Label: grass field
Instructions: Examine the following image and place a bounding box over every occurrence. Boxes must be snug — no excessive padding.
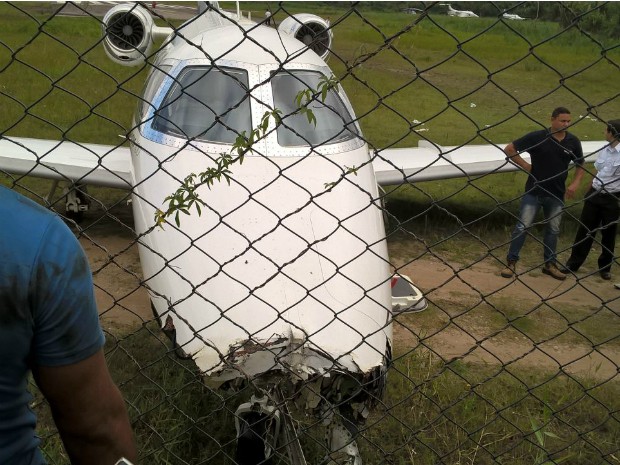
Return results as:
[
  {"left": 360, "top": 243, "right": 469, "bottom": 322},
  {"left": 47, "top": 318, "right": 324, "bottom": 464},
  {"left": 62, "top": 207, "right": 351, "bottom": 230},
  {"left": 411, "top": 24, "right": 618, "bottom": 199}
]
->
[
  {"left": 1, "top": 2, "right": 618, "bottom": 464},
  {"left": 1, "top": 3, "right": 617, "bottom": 146}
]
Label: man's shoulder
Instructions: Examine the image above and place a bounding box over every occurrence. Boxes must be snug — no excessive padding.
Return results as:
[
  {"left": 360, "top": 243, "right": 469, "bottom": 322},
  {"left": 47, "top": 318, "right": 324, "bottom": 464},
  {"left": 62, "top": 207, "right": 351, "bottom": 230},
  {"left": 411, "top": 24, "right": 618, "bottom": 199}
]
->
[
  {"left": 564, "top": 132, "right": 584, "bottom": 160},
  {"left": 0, "top": 186, "right": 66, "bottom": 254},
  {"left": 0, "top": 185, "right": 56, "bottom": 220},
  {"left": 530, "top": 128, "right": 549, "bottom": 137},
  {"left": 517, "top": 128, "right": 548, "bottom": 142},
  {"left": 513, "top": 129, "right": 548, "bottom": 150}
]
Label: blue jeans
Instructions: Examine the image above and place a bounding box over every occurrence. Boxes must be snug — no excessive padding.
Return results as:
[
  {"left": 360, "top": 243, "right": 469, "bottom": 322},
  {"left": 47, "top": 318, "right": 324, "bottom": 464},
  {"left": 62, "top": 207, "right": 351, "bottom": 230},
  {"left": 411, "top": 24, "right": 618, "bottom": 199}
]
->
[{"left": 507, "top": 193, "right": 564, "bottom": 264}]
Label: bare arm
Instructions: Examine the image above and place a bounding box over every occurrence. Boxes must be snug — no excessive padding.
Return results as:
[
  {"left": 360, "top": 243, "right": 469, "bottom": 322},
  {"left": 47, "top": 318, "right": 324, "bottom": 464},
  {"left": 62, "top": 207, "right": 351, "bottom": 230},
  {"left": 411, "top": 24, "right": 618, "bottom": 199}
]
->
[
  {"left": 504, "top": 142, "right": 531, "bottom": 172},
  {"left": 566, "top": 165, "right": 586, "bottom": 199},
  {"left": 32, "top": 349, "right": 137, "bottom": 465}
]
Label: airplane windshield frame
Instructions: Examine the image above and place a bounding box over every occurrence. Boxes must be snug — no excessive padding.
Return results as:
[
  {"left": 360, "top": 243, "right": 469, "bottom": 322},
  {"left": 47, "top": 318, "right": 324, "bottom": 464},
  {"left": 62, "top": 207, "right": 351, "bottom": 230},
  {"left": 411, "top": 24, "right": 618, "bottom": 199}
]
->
[
  {"left": 139, "top": 64, "right": 172, "bottom": 121},
  {"left": 270, "top": 70, "right": 360, "bottom": 147},
  {"left": 149, "top": 64, "right": 252, "bottom": 145}
]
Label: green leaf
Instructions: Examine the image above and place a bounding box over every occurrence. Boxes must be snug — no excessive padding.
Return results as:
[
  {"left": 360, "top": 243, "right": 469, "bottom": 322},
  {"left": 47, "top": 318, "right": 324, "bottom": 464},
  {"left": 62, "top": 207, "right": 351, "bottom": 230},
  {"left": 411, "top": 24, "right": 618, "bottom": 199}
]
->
[
  {"left": 321, "top": 86, "right": 328, "bottom": 102},
  {"left": 307, "top": 111, "right": 317, "bottom": 126},
  {"left": 529, "top": 417, "right": 544, "bottom": 447}
]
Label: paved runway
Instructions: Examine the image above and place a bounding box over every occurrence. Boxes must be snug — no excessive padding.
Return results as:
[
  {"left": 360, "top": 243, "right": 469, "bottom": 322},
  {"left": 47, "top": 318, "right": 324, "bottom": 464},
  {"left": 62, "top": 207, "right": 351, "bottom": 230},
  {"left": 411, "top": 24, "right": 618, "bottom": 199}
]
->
[{"left": 47, "top": 2, "right": 197, "bottom": 21}]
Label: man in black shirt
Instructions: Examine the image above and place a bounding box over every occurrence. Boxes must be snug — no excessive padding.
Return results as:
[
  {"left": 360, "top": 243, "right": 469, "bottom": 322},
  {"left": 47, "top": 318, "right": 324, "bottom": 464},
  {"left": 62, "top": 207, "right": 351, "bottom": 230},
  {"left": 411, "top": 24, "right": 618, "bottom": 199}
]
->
[{"left": 501, "top": 107, "right": 585, "bottom": 280}]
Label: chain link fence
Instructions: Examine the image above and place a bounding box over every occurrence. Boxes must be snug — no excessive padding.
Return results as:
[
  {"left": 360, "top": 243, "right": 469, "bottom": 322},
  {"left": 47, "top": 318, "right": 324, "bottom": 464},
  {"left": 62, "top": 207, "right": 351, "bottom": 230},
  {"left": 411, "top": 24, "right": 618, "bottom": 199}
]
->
[{"left": 1, "top": 2, "right": 619, "bottom": 464}]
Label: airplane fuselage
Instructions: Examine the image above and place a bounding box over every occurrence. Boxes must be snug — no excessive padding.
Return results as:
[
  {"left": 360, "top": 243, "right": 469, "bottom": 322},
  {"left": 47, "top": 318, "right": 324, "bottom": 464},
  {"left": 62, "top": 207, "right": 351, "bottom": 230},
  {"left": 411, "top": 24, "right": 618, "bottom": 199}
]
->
[{"left": 127, "top": 14, "right": 393, "bottom": 388}]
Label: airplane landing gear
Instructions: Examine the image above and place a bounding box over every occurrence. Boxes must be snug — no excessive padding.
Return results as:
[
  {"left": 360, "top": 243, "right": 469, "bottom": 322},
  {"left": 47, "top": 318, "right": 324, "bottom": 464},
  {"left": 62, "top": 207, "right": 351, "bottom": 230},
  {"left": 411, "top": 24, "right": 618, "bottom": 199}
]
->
[
  {"left": 44, "top": 180, "right": 90, "bottom": 222},
  {"left": 233, "top": 389, "right": 367, "bottom": 465},
  {"left": 63, "top": 183, "right": 90, "bottom": 221}
]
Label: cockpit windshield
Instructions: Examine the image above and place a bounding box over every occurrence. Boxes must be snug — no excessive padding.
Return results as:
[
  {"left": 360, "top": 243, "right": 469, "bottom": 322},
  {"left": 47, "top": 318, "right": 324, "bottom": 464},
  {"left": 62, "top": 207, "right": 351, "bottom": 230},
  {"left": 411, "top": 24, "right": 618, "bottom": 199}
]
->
[
  {"left": 271, "top": 71, "right": 359, "bottom": 147},
  {"left": 152, "top": 66, "right": 251, "bottom": 144}
]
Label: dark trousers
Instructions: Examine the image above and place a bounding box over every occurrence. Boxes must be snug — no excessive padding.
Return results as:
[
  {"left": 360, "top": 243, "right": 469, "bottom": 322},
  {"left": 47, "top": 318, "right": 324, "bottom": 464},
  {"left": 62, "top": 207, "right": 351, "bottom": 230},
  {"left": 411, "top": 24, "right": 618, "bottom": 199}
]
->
[{"left": 567, "top": 189, "right": 620, "bottom": 272}]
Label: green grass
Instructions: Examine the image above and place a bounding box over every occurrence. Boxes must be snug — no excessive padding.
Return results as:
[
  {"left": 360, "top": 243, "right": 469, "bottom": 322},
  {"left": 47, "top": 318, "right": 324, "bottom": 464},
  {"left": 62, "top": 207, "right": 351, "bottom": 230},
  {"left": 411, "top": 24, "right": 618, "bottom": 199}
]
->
[
  {"left": 34, "top": 325, "right": 244, "bottom": 464},
  {"left": 35, "top": 324, "right": 620, "bottom": 465},
  {"left": 366, "top": 351, "right": 619, "bottom": 465},
  {"left": 1, "top": 3, "right": 617, "bottom": 146},
  {"left": 325, "top": 11, "right": 616, "bottom": 148}
]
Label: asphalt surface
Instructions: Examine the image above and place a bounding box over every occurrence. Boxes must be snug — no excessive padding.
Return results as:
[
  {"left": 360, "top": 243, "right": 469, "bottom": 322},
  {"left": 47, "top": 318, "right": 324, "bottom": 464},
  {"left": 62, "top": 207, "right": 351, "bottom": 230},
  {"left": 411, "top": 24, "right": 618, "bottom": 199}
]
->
[{"left": 39, "top": 2, "right": 197, "bottom": 21}]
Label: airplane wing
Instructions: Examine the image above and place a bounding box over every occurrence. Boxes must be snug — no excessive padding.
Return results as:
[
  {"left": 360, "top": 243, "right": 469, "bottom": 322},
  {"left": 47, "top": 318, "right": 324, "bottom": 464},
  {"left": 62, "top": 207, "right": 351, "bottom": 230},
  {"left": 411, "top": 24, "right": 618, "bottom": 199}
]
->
[
  {"left": 0, "top": 136, "right": 606, "bottom": 189},
  {"left": 372, "top": 140, "right": 605, "bottom": 186},
  {"left": 0, "top": 136, "right": 132, "bottom": 189}
]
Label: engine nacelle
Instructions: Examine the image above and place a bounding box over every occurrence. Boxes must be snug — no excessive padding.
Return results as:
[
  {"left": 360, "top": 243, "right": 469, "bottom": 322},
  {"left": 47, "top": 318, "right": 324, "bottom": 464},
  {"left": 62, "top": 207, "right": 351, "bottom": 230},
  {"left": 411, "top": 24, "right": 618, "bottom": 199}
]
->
[
  {"left": 102, "top": 4, "right": 171, "bottom": 66},
  {"left": 278, "top": 14, "right": 333, "bottom": 61}
]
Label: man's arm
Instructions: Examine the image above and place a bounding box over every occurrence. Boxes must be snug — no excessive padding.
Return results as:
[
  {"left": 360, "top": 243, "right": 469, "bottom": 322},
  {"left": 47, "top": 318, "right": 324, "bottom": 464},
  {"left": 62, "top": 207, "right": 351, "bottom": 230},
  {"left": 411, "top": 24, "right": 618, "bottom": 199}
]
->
[
  {"left": 32, "top": 349, "right": 137, "bottom": 465},
  {"left": 504, "top": 142, "right": 531, "bottom": 172},
  {"left": 565, "top": 164, "right": 586, "bottom": 199}
]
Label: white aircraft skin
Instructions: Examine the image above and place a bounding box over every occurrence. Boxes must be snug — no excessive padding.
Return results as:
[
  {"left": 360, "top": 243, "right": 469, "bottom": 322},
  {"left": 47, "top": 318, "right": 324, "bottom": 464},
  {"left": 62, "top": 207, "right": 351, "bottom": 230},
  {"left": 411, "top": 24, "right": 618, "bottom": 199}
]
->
[{"left": 0, "top": 2, "right": 607, "bottom": 462}]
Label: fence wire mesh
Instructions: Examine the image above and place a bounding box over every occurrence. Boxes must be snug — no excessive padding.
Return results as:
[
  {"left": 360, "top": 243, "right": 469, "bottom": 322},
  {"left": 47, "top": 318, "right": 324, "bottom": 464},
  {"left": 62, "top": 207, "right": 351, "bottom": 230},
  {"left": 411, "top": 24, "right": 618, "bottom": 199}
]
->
[{"left": 1, "top": 1, "right": 619, "bottom": 464}]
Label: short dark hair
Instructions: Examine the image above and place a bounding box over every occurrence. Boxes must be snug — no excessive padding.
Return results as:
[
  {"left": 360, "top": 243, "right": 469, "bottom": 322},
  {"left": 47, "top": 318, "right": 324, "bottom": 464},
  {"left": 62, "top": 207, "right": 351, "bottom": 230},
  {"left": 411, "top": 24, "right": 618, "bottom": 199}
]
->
[
  {"left": 607, "top": 119, "right": 620, "bottom": 140},
  {"left": 552, "top": 107, "right": 571, "bottom": 118}
]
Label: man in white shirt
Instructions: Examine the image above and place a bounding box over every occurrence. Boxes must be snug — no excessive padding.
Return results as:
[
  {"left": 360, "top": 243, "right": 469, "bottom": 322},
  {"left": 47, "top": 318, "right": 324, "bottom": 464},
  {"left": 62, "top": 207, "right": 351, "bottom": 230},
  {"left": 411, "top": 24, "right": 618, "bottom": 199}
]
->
[{"left": 563, "top": 120, "right": 620, "bottom": 279}]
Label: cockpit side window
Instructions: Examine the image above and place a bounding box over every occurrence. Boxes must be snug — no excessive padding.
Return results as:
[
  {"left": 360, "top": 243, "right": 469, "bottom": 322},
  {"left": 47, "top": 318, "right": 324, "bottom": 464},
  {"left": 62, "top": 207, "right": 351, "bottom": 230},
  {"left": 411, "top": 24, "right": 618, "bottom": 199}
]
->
[
  {"left": 152, "top": 66, "right": 251, "bottom": 144},
  {"left": 140, "top": 64, "right": 172, "bottom": 120},
  {"left": 271, "top": 71, "right": 359, "bottom": 147}
]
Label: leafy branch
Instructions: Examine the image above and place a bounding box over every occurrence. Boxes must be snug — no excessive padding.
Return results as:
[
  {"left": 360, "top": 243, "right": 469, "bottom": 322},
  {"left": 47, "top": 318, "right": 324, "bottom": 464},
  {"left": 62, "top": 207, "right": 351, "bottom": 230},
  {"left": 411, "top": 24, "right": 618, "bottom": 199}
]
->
[
  {"left": 295, "top": 75, "right": 339, "bottom": 126},
  {"left": 324, "top": 165, "right": 359, "bottom": 189}
]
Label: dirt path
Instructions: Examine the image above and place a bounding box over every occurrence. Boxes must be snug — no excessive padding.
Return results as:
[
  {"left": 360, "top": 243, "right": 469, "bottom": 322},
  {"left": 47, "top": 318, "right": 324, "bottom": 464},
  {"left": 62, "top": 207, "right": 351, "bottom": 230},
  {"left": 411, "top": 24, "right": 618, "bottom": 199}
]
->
[
  {"left": 78, "top": 212, "right": 152, "bottom": 330},
  {"left": 394, "top": 255, "right": 620, "bottom": 380}
]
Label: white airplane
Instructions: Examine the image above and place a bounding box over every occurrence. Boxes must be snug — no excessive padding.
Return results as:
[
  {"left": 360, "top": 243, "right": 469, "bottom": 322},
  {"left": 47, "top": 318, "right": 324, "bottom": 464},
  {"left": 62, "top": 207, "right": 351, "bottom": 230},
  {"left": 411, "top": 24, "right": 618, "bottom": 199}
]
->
[
  {"left": 0, "top": 2, "right": 606, "bottom": 463},
  {"left": 440, "top": 3, "right": 479, "bottom": 18},
  {"left": 502, "top": 12, "right": 527, "bottom": 20}
]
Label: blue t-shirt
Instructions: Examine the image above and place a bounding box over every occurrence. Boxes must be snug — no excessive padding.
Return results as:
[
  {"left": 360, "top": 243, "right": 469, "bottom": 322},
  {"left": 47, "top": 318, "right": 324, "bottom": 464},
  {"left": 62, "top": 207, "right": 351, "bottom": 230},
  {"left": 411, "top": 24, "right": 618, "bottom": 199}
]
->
[{"left": 0, "top": 186, "right": 104, "bottom": 465}]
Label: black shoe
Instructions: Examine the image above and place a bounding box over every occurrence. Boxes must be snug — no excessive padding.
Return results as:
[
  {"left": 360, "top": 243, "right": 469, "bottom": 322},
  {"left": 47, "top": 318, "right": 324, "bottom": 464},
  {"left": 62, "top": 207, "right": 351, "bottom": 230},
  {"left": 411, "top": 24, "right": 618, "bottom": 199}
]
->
[
  {"left": 600, "top": 271, "right": 612, "bottom": 280},
  {"left": 557, "top": 263, "right": 578, "bottom": 274}
]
